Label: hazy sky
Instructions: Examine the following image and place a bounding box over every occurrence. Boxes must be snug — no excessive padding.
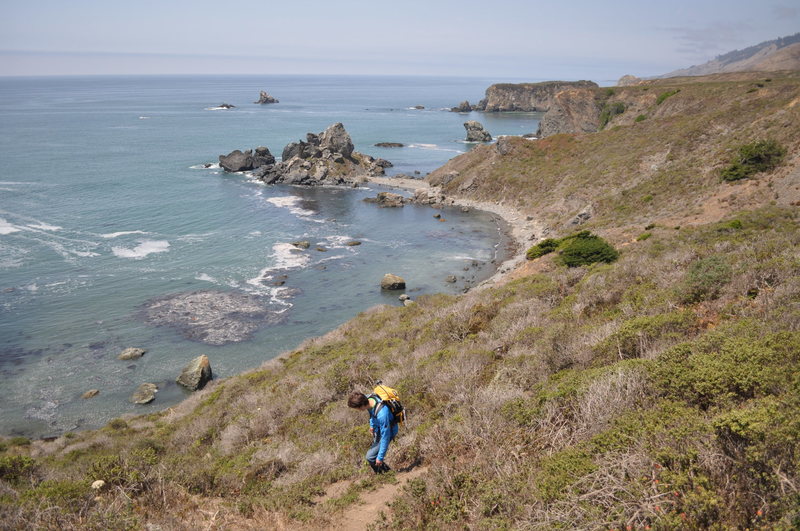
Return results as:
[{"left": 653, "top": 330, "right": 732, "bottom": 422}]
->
[{"left": 1, "top": 0, "right": 798, "bottom": 80}]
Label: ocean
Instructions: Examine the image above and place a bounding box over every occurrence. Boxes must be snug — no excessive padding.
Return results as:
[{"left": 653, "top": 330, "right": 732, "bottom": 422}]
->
[{"left": 0, "top": 75, "right": 541, "bottom": 437}]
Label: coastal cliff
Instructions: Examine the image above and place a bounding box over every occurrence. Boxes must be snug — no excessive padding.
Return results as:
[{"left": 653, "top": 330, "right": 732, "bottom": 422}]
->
[
  {"left": 474, "top": 80, "right": 598, "bottom": 112},
  {"left": 4, "top": 72, "right": 800, "bottom": 531}
]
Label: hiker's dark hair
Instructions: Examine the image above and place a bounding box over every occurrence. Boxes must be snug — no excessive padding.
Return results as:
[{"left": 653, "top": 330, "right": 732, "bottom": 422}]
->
[{"left": 348, "top": 392, "right": 369, "bottom": 409}]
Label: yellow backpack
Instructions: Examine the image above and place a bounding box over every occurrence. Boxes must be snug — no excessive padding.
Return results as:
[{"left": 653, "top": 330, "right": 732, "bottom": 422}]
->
[{"left": 370, "top": 381, "right": 406, "bottom": 426}]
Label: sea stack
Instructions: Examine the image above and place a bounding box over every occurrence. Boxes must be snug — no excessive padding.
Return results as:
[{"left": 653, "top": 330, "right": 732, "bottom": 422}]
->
[
  {"left": 464, "top": 121, "right": 492, "bottom": 142},
  {"left": 254, "top": 91, "right": 279, "bottom": 104}
]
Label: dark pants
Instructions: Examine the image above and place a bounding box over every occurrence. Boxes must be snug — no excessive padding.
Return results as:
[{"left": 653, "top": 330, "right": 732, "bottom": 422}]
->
[{"left": 365, "top": 436, "right": 391, "bottom": 473}]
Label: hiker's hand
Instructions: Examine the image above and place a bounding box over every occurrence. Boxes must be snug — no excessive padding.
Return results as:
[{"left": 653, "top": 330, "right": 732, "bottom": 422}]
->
[
  {"left": 376, "top": 460, "right": 383, "bottom": 466},
  {"left": 369, "top": 427, "right": 374, "bottom": 435}
]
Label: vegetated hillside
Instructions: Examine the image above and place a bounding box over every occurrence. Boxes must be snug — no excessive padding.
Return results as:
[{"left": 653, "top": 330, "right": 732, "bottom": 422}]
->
[
  {"left": 431, "top": 72, "right": 800, "bottom": 235},
  {"left": 2, "top": 74, "right": 799, "bottom": 530},
  {"left": 663, "top": 32, "right": 800, "bottom": 77}
]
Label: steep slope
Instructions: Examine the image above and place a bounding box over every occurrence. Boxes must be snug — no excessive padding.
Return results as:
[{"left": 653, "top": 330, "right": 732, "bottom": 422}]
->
[
  {"left": 2, "top": 73, "right": 799, "bottom": 530},
  {"left": 662, "top": 32, "right": 800, "bottom": 77}
]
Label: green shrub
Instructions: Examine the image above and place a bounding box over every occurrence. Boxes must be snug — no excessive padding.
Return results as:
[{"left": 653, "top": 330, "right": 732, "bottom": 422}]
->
[
  {"left": 597, "top": 311, "right": 697, "bottom": 360},
  {"left": 108, "top": 418, "right": 128, "bottom": 430},
  {"left": 642, "top": 194, "right": 653, "bottom": 202},
  {"left": 526, "top": 238, "right": 559, "bottom": 260},
  {"left": 8, "top": 436, "right": 30, "bottom": 447},
  {"left": 645, "top": 223, "right": 656, "bottom": 230},
  {"left": 680, "top": 255, "right": 732, "bottom": 303},
  {"left": 0, "top": 455, "right": 36, "bottom": 483},
  {"left": 635, "top": 114, "right": 647, "bottom": 122},
  {"left": 558, "top": 232, "right": 619, "bottom": 267},
  {"left": 636, "top": 232, "right": 652, "bottom": 241},
  {"left": 656, "top": 89, "right": 680, "bottom": 105},
  {"left": 22, "top": 479, "right": 92, "bottom": 506},
  {"left": 721, "top": 139, "right": 786, "bottom": 181},
  {"left": 599, "top": 101, "right": 626, "bottom": 129}
]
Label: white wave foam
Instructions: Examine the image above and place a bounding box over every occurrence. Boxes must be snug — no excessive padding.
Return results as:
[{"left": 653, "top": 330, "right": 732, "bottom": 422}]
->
[
  {"left": 323, "top": 235, "right": 357, "bottom": 249},
  {"left": 0, "top": 218, "right": 21, "bottom": 235},
  {"left": 100, "top": 230, "right": 149, "bottom": 239},
  {"left": 190, "top": 163, "right": 221, "bottom": 170},
  {"left": 205, "top": 106, "right": 232, "bottom": 111},
  {"left": 266, "top": 196, "right": 316, "bottom": 217},
  {"left": 0, "top": 181, "right": 36, "bottom": 185},
  {"left": 112, "top": 240, "right": 170, "bottom": 259},
  {"left": 195, "top": 273, "right": 217, "bottom": 283},
  {"left": 407, "top": 143, "right": 462, "bottom": 153},
  {"left": 246, "top": 242, "right": 312, "bottom": 292},
  {"left": 139, "top": 116, "right": 150, "bottom": 120},
  {"left": 27, "top": 222, "right": 62, "bottom": 231}
]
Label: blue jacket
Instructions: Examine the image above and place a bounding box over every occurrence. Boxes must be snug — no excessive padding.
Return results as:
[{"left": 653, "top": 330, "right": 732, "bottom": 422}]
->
[{"left": 369, "top": 398, "right": 398, "bottom": 462}]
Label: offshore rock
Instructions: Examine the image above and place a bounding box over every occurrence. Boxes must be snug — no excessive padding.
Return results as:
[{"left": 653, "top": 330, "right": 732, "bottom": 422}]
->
[
  {"left": 117, "top": 347, "right": 146, "bottom": 360},
  {"left": 223, "top": 123, "right": 386, "bottom": 187},
  {"left": 451, "top": 100, "right": 473, "bottom": 112},
  {"left": 375, "top": 142, "right": 404, "bottom": 148},
  {"left": 617, "top": 75, "right": 643, "bottom": 87},
  {"left": 141, "top": 291, "right": 287, "bottom": 345},
  {"left": 381, "top": 273, "right": 406, "bottom": 290},
  {"left": 464, "top": 121, "right": 492, "bottom": 142},
  {"left": 364, "top": 191, "right": 406, "bottom": 207},
  {"left": 176, "top": 355, "right": 213, "bottom": 391},
  {"left": 254, "top": 90, "right": 279, "bottom": 104},
  {"left": 131, "top": 383, "right": 158, "bottom": 404}
]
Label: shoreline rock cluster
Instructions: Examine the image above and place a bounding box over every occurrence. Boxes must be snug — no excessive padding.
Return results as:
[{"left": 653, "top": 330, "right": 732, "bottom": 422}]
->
[
  {"left": 464, "top": 121, "right": 492, "bottom": 142},
  {"left": 219, "top": 123, "right": 392, "bottom": 186}
]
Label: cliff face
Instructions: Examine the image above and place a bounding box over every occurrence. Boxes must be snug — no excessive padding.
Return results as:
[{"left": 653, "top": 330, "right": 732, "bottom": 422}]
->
[
  {"left": 475, "top": 80, "right": 598, "bottom": 112},
  {"left": 536, "top": 88, "right": 600, "bottom": 137}
]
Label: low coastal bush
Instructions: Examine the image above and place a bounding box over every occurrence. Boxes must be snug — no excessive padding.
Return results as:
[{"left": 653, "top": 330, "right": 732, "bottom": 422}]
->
[
  {"left": 635, "top": 114, "right": 647, "bottom": 122},
  {"left": 656, "top": 89, "right": 680, "bottom": 105},
  {"left": 599, "top": 101, "right": 626, "bottom": 129},
  {"left": 526, "top": 238, "right": 559, "bottom": 259},
  {"left": 680, "top": 255, "right": 732, "bottom": 303},
  {"left": 558, "top": 231, "right": 619, "bottom": 267},
  {"left": 721, "top": 139, "right": 786, "bottom": 181},
  {"left": 0, "top": 455, "right": 36, "bottom": 483}
]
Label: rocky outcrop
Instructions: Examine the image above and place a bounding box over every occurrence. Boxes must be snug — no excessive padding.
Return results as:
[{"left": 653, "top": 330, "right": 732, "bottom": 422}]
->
[
  {"left": 381, "top": 274, "right": 406, "bottom": 290},
  {"left": 218, "top": 103, "right": 235, "bottom": 109},
  {"left": 142, "top": 291, "right": 287, "bottom": 345},
  {"left": 176, "top": 355, "right": 213, "bottom": 391},
  {"left": 464, "top": 121, "right": 492, "bottom": 142},
  {"left": 254, "top": 91, "right": 279, "bottom": 104},
  {"left": 451, "top": 101, "right": 473, "bottom": 112},
  {"left": 536, "top": 88, "right": 600, "bottom": 137},
  {"left": 131, "top": 383, "right": 158, "bottom": 404},
  {"left": 375, "top": 142, "right": 404, "bottom": 148},
  {"left": 364, "top": 192, "right": 406, "bottom": 207},
  {"left": 617, "top": 75, "right": 643, "bottom": 86},
  {"left": 219, "top": 147, "right": 276, "bottom": 172},
  {"left": 222, "top": 123, "right": 388, "bottom": 187},
  {"left": 474, "top": 81, "right": 598, "bottom": 112},
  {"left": 117, "top": 347, "right": 146, "bottom": 361}
]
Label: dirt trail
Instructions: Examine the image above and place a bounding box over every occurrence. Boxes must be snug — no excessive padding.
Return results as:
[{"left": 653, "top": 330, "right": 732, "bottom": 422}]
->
[{"left": 324, "top": 466, "right": 428, "bottom": 530}]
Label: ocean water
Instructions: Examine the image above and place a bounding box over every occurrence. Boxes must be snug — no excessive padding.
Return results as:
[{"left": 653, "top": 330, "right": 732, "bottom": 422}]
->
[{"left": 0, "top": 75, "right": 541, "bottom": 437}]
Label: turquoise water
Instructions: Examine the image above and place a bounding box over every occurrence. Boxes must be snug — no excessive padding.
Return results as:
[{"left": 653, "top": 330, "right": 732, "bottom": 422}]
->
[{"left": 0, "top": 75, "right": 541, "bottom": 437}]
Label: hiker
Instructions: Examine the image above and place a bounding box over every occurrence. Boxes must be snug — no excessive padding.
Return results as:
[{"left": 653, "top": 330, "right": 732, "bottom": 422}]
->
[{"left": 348, "top": 391, "right": 399, "bottom": 474}]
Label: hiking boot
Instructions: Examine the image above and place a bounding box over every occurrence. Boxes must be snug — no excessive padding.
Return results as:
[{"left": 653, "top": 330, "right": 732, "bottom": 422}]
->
[{"left": 378, "top": 463, "right": 391, "bottom": 473}]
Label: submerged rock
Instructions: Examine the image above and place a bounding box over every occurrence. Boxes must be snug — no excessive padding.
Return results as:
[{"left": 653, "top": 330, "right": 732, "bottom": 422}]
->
[
  {"left": 375, "top": 142, "right": 404, "bottom": 148},
  {"left": 254, "top": 90, "right": 279, "bottom": 104},
  {"left": 176, "top": 355, "right": 212, "bottom": 391},
  {"left": 291, "top": 240, "right": 311, "bottom": 249},
  {"left": 464, "top": 121, "right": 492, "bottom": 142},
  {"left": 381, "top": 273, "right": 406, "bottom": 290},
  {"left": 141, "top": 291, "right": 287, "bottom": 345},
  {"left": 131, "top": 383, "right": 158, "bottom": 404},
  {"left": 117, "top": 347, "right": 146, "bottom": 361},
  {"left": 82, "top": 389, "right": 100, "bottom": 399}
]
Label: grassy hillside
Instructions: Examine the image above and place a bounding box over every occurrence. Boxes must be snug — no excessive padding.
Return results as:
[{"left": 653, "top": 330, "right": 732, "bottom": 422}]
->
[{"left": 2, "top": 73, "right": 799, "bottom": 530}]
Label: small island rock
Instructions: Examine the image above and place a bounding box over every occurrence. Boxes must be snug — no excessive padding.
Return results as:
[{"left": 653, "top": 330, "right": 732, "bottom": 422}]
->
[
  {"left": 131, "top": 383, "right": 158, "bottom": 404},
  {"left": 451, "top": 101, "right": 473, "bottom": 112},
  {"left": 118, "top": 347, "right": 146, "bottom": 361},
  {"left": 176, "top": 355, "right": 213, "bottom": 391},
  {"left": 464, "top": 121, "right": 492, "bottom": 142},
  {"left": 291, "top": 240, "right": 311, "bottom": 249},
  {"left": 254, "top": 91, "right": 279, "bottom": 104},
  {"left": 381, "top": 273, "right": 406, "bottom": 290},
  {"left": 374, "top": 142, "right": 404, "bottom": 148}
]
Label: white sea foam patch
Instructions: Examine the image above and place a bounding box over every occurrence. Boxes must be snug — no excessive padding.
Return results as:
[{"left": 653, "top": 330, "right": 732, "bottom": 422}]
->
[
  {"left": 100, "top": 230, "right": 149, "bottom": 239},
  {"left": 26, "top": 222, "right": 62, "bottom": 231},
  {"left": 266, "top": 196, "right": 316, "bottom": 217},
  {"left": 190, "top": 162, "right": 221, "bottom": 170},
  {"left": 195, "top": 273, "right": 217, "bottom": 283},
  {"left": 0, "top": 218, "right": 22, "bottom": 235},
  {"left": 407, "top": 143, "right": 462, "bottom": 153},
  {"left": 246, "top": 242, "right": 312, "bottom": 292},
  {"left": 205, "top": 106, "right": 232, "bottom": 111},
  {"left": 112, "top": 240, "right": 170, "bottom": 259}
]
